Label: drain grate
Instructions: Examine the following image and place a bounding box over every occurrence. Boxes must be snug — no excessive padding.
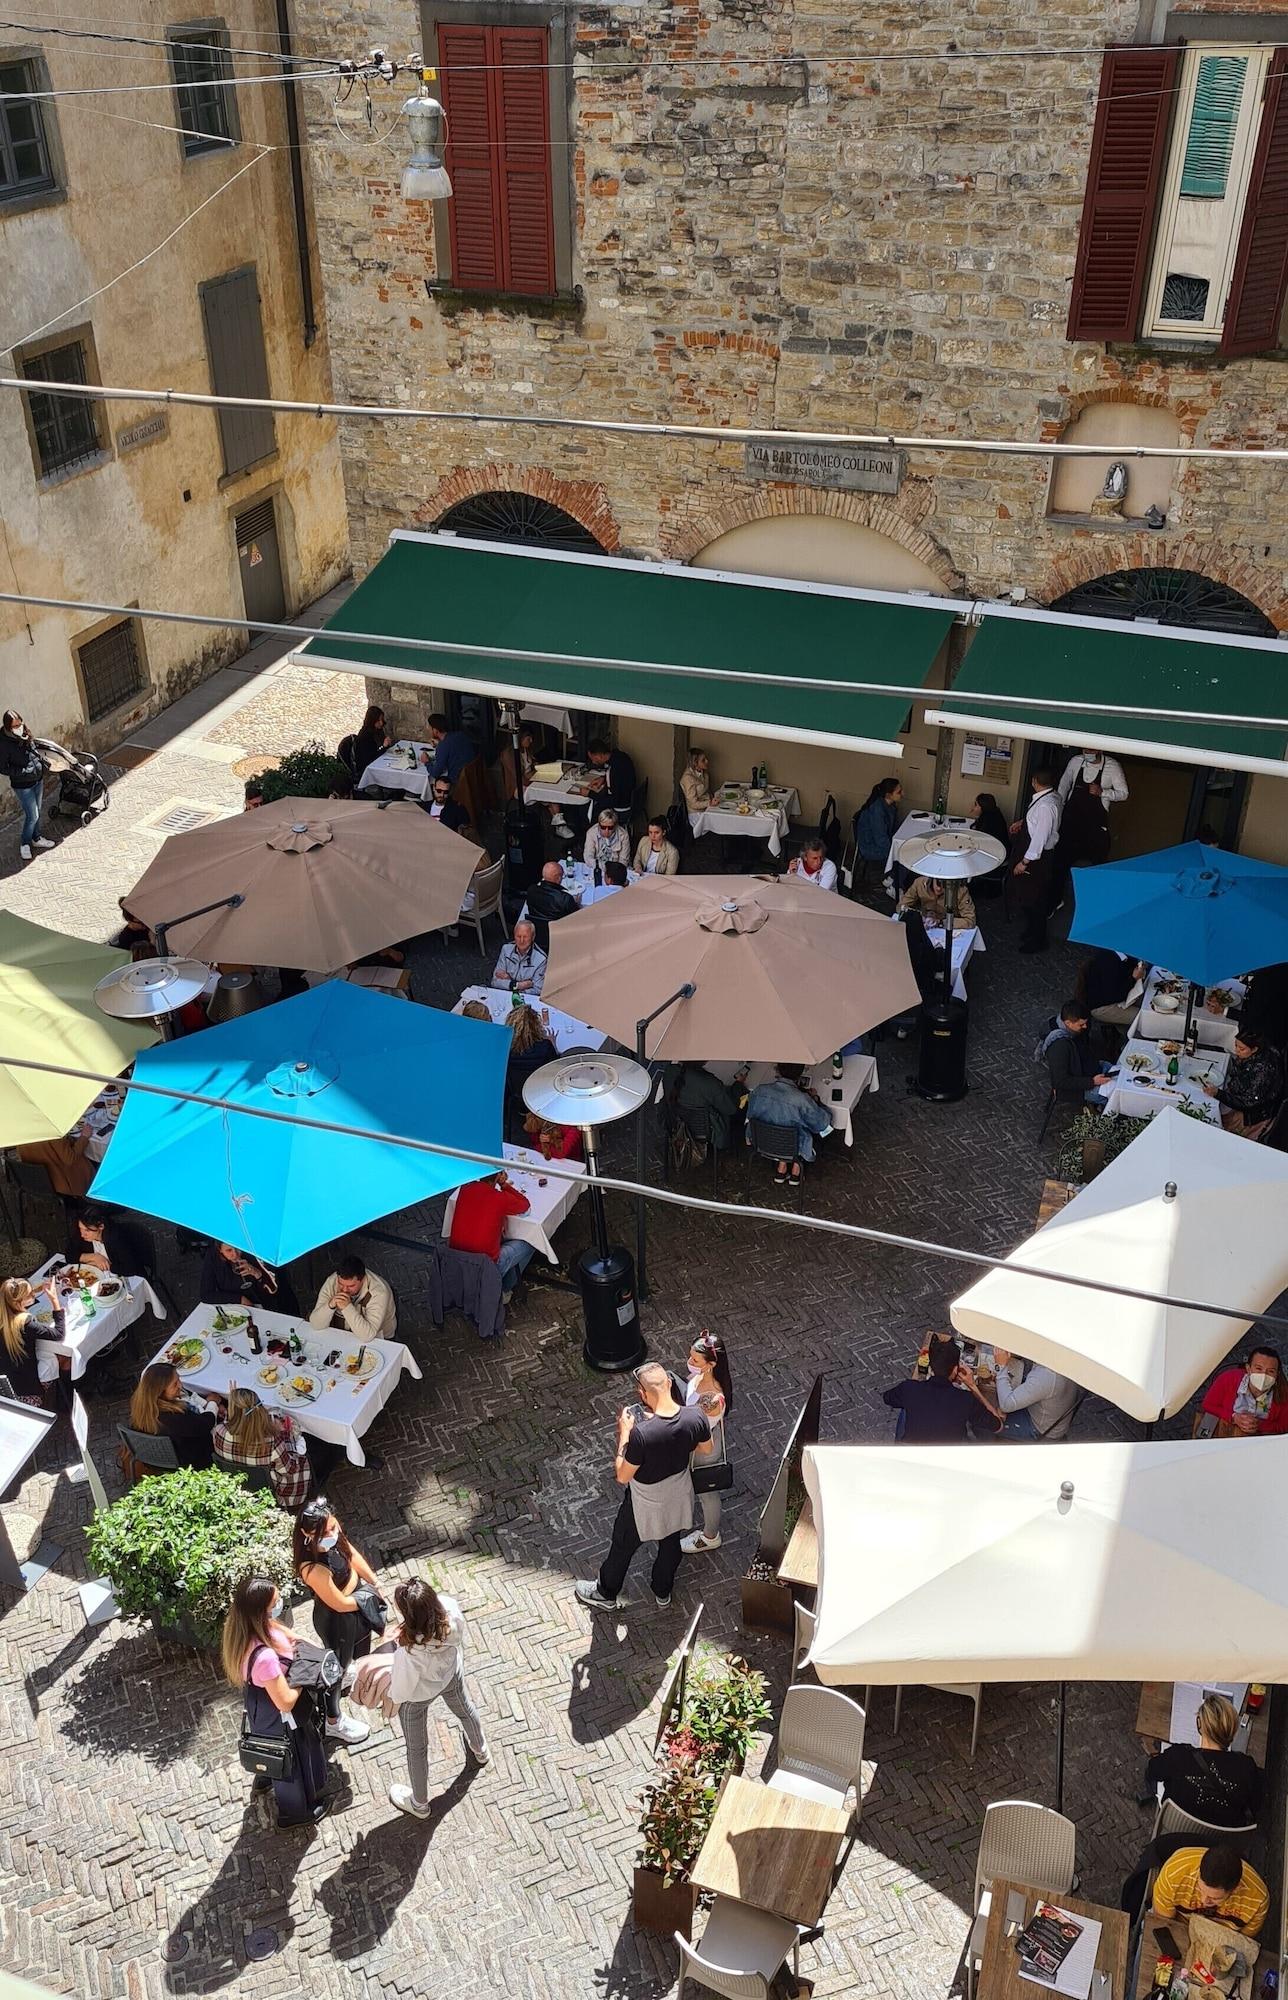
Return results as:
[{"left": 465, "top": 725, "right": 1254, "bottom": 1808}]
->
[{"left": 136, "top": 799, "right": 231, "bottom": 836}]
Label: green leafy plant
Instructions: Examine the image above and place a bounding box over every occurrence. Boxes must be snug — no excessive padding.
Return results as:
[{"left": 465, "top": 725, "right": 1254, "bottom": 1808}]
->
[
  {"left": 637, "top": 1651, "right": 772, "bottom": 1886},
  {"left": 85, "top": 1466, "right": 294, "bottom": 1645},
  {"left": 685, "top": 1651, "right": 772, "bottom": 1767},
  {"left": 636, "top": 1765, "right": 721, "bottom": 1887},
  {"left": 259, "top": 741, "right": 351, "bottom": 804},
  {"left": 1053, "top": 1109, "right": 1143, "bottom": 1184}
]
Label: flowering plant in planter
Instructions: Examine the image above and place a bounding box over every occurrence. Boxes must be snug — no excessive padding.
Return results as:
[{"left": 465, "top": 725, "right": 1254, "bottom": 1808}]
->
[
  {"left": 636, "top": 1765, "right": 722, "bottom": 1889},
  {"left": 634, "top": 1649, "right": 771, "bottom": 1903}
]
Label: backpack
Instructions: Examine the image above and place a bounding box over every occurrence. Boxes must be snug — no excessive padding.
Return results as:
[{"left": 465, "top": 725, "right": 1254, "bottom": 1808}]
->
[
  {"left": 668, "top": 1115, "right": 708, "bottom": 1173},
  {"left": 665, "top": 788, "right": 693, "bottom": 852},
  {"left": 1032, "top": 1017, "right": 1066, "bottom": 1063}
]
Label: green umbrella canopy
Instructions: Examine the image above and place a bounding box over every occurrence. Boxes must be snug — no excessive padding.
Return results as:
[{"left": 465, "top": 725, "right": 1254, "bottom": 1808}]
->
[{"left": 0, "top": 912, "right": 158, "bottom": 1144}]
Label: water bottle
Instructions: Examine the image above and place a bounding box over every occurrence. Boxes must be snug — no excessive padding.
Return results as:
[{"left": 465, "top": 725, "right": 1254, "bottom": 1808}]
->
[
  {"left": 1167, "top": 1053, "right": 1179, "bottom": 1085},
  {"left": 79, "top": 1281, "right": 96, "bottom": 1319}
]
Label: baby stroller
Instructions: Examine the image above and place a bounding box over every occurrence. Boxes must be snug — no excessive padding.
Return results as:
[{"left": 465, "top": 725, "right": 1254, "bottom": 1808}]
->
[{"left": 36, "top": 737, "right": 113, "bottom": 827}]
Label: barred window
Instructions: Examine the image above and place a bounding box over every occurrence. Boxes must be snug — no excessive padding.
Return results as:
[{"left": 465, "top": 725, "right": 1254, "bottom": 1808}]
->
[
  {"left": 77, "top": 621, "right": 146, "bottom": 722},
  {"left": 0, "top": 58, "right": 56, "bottom": 198},
  {"left": 19, "top": 340, "right": 103, "bottom": 477}
]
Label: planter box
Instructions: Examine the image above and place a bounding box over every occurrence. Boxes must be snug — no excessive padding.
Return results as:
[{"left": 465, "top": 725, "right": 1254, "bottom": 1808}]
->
[
  {"left": 740, "top": 1571, "right": 794, "bottom": 1638},
  {"left": 632, "top": 1865, "right": 697, "bottom": 1940},
  {"left": 149, "top": 1603, "right": 214, "bottom": 1650}
]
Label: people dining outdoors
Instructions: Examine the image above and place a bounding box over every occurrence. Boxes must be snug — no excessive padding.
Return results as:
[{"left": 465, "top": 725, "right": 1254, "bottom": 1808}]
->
[
  {"left": 307, "top": 1252, "right": 397, "bottom": 1339},
  {"left": 634, "top": 816, "right": 679, "bottom": 875},
  {"left": 583, "top": 807, "right": 631, "bottom": 871},
  {"left": 852, "top": 776, "right": 902, "bottom": 884},
  {"left": 747, "top": 1063, "right": 833, "bottom": 1184},
  {"left": 18, "top": 1131, "right": 94, "bottom": 1200},
  {"left": 447, "top": 1168, "right": 534, "bottom": 1300},
  {"left": 787, "top": 837, "right": 838, "bottom": 890},
  {"left": 1202, "top": 1026, "right": 1284, "bottom": 1137},
  {"left": 1056, "top": 746, "right": 1129, "bottom": 881},
  {"left": 670, "top": 1062, "right": 747, "bottom": 1156},
  {"left": 969, "top": 790, "right": 1010, "bottom": 850},
  {"left": 956, "top": 1348, "right": 1078, "bottom": 1440},
  {"left": 1151, "top": 1844, "right": 1268, "bottom": 1939},
  {"left": 127, "top": 1360, "right": 223, "bottom": 1469},
  {"left": 898, "top": 873, "right": 976, "bottom": 928},
  {"left": 882, "top": 1336, "right": 993, "bottom": 1442},
  {"left": 1238, "top": 960, "right": 1288, "bottom": 1053},
  {"left": 213, "top": 1386, "right": 312, "bottom": 1509},
  {"left": 582, "top": 735, "right": 637, "bottom": 824},
  {"left": 201, "top": 1241, "right": 295, "bottom": 1313},
  {"left": 420, "top": 773, "right": 469, "bottom": 832},
  {"left": 525, "top": 861, "right": 579, "bottom": 952},
  {"left": 1199, "top": 1344, "right": 1288, "bottom": 1436},
  {"left": 521, "top": 1111, "right": 583, "bottom": 1161},
  {"left": 1038, "top": 999, "right": 1114, "bottom": 1107},
  {"left": 492, "top": 920, "right": 548, "bottom": 996},
  {"left": 505, "top": 1003, "right": 558, "bottom": 1105},
  {"left": 1010, "top": 765, "right": 1062, "bottom": 953},
  {"left": 1078, "top": 948, "right": 1146, "bottom": 1039},
  {"left": 351, "top": 704, "right": 389, "bottom": 779},
  {"left": 71, "top": 1206, "right": 150, "bottom": 1276},
  {"left": 426, "top": 713, "right": 478, "bottom": 785},
  {"left": 0, "top": 1275, "right": 62, "bottom": 1404},
  {"left": 1146, "top": 1695, "right": 1263, "bottom": 1827},
  {"left": 679, "top": 748, "right": 713, "bottom": 813}
]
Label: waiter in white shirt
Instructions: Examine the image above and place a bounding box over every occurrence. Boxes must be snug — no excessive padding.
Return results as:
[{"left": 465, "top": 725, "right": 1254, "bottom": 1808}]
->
[
  {"left": 1053, "top": 747, "right": 1128, "bottom": 899},
  {"left": 1010, "top": 765, "right": 1062, "bottom": 953}
]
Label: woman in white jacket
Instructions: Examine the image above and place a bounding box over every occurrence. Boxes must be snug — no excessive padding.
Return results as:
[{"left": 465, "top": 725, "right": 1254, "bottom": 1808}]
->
[{"left": 388, "top": 1577, "right": 490, "bottom": 1817}]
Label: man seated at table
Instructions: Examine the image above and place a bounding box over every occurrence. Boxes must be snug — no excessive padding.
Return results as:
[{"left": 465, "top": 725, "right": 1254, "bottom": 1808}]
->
[
  {"left": 425, "top": 713, "right": 478, "bottom": 786},
  {"left": 956, "top": 1348, "right": 1079, "bottom": 1440},
  {"left": 670, "top": 1062, "right": 747, "bottom": 1155},
  {"left": 883, "top": 1335, "right": 994, "bottom": 1442},
  {"left": 308, "top": 1251, "right": 397, "bottom": 1339},
  {"left": 788, "top": 837, "right": 838, "bottom": 891},
  {"left": 525, "top": 861, "right": 579, "bottom": 953},
  {"left": 1202, "top": 1027, "right": 1284, "bottom": 1138},
  {"left": 71, "top": 1206, "right": 150, "bottom": 1278},
  {"left": 747, "top": 1064, "right": 832, "bottom": 1184},
  {"left": 583, "top": 807, "right": 631, "bottom": 871},
  {"left": 1199, "top": 1343, "right": 1288, "bottom": 1437},
  {"left": 419, "top": 772, "right": 469, "bottom": 833},
  {"left": 1152, "top": 1844, "right": 1268, "bottom": 1940},
  {"left": 582, "top": 735, "right": 637, "bottom": 825},
  {"left": 492, "top": 919, "right": 547, "bottom": 996},
  {"left": 448, "top": 1168, "right": 534, "bottom": 1300},
  {"left": 898, "top": 873, "right": 976, "bottom": 929},
  {"left": 1038, "top": 1000, "right": 1115, "bottom": 1108}
]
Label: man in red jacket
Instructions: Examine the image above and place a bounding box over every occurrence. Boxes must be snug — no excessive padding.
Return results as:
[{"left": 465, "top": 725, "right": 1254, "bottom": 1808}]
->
[
  {"left": 449, "top": 1170, "right": 534, "bottom": 1297},
  {"left": 1200, "top": 1345, "right": 1288, "bottom": 1437}
]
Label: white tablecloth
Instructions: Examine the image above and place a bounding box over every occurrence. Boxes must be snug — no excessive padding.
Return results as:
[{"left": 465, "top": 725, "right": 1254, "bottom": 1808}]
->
[
  {"left": 888, "top": 918, "right": 982, "bottom": 1003},
  {"left": 441, "top": 1142, "right": 587, "bottom": 1263},
  {"left": 77, "top": 1087, "right": 125, "bottom": 1164},
  {"left": 31, "top": 1257, "right": 164, "bottom": 1383},
  {"left": 146, "top": 1305, "right": 422, "bottom": 1468},
  {"left": 520, "top": 703, "right": 573, "bottom": 736},
  {"left": 524, "top": 767, "right": 595, "bottom": 809},
  {"left": 886, "top": 810, "right": 975, "bottom": 875},
  {"left": 359, "top": 741, "right": 433, "bottom": 799},
  {"left": 706, "top": 1054, "right": 878, "bottom": 1148},
  {"left": 1101, "top": 1047, "right": 1228, "bottom": 1123},
  {"left": 453, "top": 984, "right": 607, "bottom": 1053},
  {"left": 689, "top": 786, "right": 799, "bottom": 859},
  {"left": 520, "top": 862, "right": 640, "bottom": 921},
  {"left": 1130, "top": 968, "right": 1244, "bottom": 1053}
]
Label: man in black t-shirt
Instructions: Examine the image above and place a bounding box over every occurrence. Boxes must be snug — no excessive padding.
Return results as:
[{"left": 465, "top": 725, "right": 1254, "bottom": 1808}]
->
[
  {"left": 576, "top": 1363, "right": 710, "bottom": 1612},
  {"left": 882, "top": 1337, "right": 995, "bottom": 1443}
]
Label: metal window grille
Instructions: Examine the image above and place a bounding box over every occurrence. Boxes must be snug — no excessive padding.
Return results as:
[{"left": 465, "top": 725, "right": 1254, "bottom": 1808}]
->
[
  {"left": 171, "top": 31, "right": 234, "bottom": 154},
  {"left": 77, "top": 621, "right": 146, "bottom": 723},
  {"left": 20, "top": 341, "right": 102, "bottom": 475},
  {"left": 0, "top": 59, "right": 55, "bottom": 196}
]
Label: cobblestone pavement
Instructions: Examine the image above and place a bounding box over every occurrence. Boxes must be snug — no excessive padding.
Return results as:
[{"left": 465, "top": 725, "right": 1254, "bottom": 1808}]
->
[{"left": 0, "top": 647, "right": 1213, "bottom": 2000}]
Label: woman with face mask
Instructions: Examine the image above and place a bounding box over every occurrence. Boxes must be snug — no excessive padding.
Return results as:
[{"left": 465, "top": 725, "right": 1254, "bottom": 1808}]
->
[
  {"left": 1199, "top": 1344, "right": 1288, "bottom": 1438},
  {"left": 221, "top": 1573, "right": 330, "bottom": 1828},
  {"left": 293, "top": 1500, "right": 378, "bottom": 1745},
  {"left": 679, "top": 1330, "right": 734, "bottom": 1556}
]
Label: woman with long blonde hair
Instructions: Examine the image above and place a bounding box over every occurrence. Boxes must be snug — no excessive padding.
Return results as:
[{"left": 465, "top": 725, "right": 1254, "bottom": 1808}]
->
[
  {"left": 0, "top": 1274, "right": 61, "bottom": 1404},
  {"left": 387, "top": 1575, "right": 489, "bottom": 1818},
  {"left": 126, "top": 1360, "right": 221, "bottom": 1469},
  {"left": 213, "top": 1387, "right": 310, "bottom": 1510},
  {"left": 221, "top": 1573, "right": 330, "bottom": 1828}
]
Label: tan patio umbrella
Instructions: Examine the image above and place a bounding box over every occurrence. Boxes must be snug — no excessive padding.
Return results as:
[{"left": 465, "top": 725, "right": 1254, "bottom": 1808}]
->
[
  {"left": 541, "top": 874, "right": 920, "bottom": 1063},
  {"left": 124, "top": 797, "right": 481, "bottom": 970}
]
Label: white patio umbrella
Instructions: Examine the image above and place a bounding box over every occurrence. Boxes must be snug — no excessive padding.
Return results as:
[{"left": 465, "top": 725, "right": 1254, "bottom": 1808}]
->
[
  {"left": 803, "top": 1436, "right": 1288, "bottom": 1688},
  {"left": 949, "top": 1108, "right": 1288, "bottom": 1424}
]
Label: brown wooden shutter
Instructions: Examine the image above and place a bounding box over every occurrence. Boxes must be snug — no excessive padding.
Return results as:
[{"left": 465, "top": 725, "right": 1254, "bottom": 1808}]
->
[
  {"left": 200, "top": 266, "right": 275, "bottom": 474},
  {"left": 438, "top": 22, "right": 555, "bottom": 296},
  {"left": 1067, "top": 47, "right": 1180, "bottom": 343},
  {"left": 1220, "top": 49, "right": 1288, "bottom": 357},
  {"left": 494, "top": 27, "right": 555, "bottom": 296},
  {"left": 439, "top": 23, "right": 503, "bottom": 291}
]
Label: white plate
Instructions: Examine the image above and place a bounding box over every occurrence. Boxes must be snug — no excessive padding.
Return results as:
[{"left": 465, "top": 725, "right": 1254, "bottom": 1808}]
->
[
  {"left": 167, "top": 1337, "right": 211, "bottom": 1374},
  {"left": 278, "top": 1370, "right": 321, "bottom": 1405}
]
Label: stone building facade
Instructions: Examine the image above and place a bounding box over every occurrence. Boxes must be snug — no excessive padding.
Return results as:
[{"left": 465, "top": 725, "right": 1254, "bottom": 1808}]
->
[
  {"left": 0, "top": 3, "right": 349, "bottom": 757},
  {"left": 293, "top": 0, "right": 1288, "bottom": 854}
]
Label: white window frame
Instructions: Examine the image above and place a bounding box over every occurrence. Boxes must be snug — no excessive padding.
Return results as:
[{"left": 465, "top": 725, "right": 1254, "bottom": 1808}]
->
[{"left": 1142, "top": 43, "right": 1271, "bottom": 341}]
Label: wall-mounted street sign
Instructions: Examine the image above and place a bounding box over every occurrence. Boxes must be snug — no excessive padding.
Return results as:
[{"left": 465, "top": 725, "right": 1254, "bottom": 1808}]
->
[{"left": 745, "top": 441, "right": 904, "bottom": 495}]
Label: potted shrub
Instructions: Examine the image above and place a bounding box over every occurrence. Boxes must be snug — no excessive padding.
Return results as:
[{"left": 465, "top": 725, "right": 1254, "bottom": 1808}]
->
[
  {"left": 85, "top": 1466, "right": 294, "bottom": 1649},
  {"left": 259, "top": 741, "right": 352, "bottom": 804},
  {"left": 1054, "top": 1108, "right": 1142, "bottom": 1185},
  {"left": 685, "top": 1651, "right": 772, "bottom": 1773}
]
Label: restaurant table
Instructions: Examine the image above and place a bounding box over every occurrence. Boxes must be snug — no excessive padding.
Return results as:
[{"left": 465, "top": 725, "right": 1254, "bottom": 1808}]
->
[
  {"left": 1134, "top": 1681, "right": 1269, "bottom": 1765},
  {"left": 777, "top": 1498, "right": 818, "bottom": 1589},
  {"left": 688, "top": 783, "right": 799, "bottom": 859},
  {"left": 519, "top": 861, "right": 640, "bottom": 921},
  {"left": 520, "top": 702, "right": 573, "bottom": 736},
  {"left": 886, "top": 915, "right": 982, "bottom": 1003},
  {"left": 78, "top": 1086, "right": 125, "bottom": 1164},
  {"left": 706, "top": 1054, "right": 878, "bottom": 1148},
  {"left": 453, "top": 983, "right": 607, "bottom": 1053},
  {"left": 690, "top": 1772, "right": 849, "bottom": 1929},
  {"left": 358, "top": 740, "right": 433, "bottom": 799},
  {"left": 1134, "top": 1911, "right": 1271, "bottom": 1999},
  {"left": 886, "top": 809, "right": 975, "bottom": 876},
  {"left": 1036, "top": 1177, "right": 1076, "bottom": 1230},
  {"left": 1101, "top": 1046, "right": 1228, "bottom": 1123},
  {"left": 524, "top": 765, "right": 595, "bottom": 810},
  {"left": 30, "top": 1256, "right": 164, "bottom": 1383},
  {"left": 441, "top": 1141, "right": 586, "bottom": 1263},
  {"left": 306, "top": 964, "right": 412, "bottom": 999},
  {"left": 978, "top": 1877, "right": 1128, "bottom": 2000},
  {"left": 1129, "top": 967, "right": 1244, "bottom": 1053},
  {"left": 145, "top": 1305, "right": 422, "bottom": 1467}
]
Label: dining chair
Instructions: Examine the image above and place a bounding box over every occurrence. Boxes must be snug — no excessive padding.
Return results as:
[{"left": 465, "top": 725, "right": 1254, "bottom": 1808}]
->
[
  {"left": 460, "top": 857, "right": 506, "bottom": 956},
  {"left": 791, "top": 1599, "right": 816, "bottom": 1678},
  {"left": 214, "top": 1454, "right": 274, "bottom": 1496},
  {"left": 768, "top": 1684, "right": 866, "bottom": 1836},
  {"left": 675, "top": 1895, "right": 807, "bottom": 2000},
  {"left": 117, "top": 1425, "right": 180, "bottom": 1479},
  {"left": 745, "top": 1119, "right": 806, "bottom": 1208},
  {"left": 893, "top": 1681, "right": 984, "bottom": 1763},
  {"left": 963, "top": 1800, "right": 1076, "bottom": 1998}
]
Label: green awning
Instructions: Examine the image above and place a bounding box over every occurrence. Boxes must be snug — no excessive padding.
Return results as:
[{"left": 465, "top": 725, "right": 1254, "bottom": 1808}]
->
[
  {"left": 298, "top": 533, "right": 962, "bottom": 756},
  {"left": 929, "top": 610, "right": 1288, "bottom": 775}
]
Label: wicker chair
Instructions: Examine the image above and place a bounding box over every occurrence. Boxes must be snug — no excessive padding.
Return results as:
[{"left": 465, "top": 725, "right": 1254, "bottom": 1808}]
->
[
  {"left": 675, "top": 1896, "right": 806, "bottom": 2000},
  {"left": 964, "top": 1801, "right": 1076, "bottom": 1998}
]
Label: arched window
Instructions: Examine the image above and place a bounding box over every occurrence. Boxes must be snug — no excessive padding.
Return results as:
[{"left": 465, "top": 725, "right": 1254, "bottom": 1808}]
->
[
  {"left": 1049, "top": 567, "right": 1276, "bottom": 636},
  {"left": 435, "top": 492, "right": 605, "bottom": 553}
]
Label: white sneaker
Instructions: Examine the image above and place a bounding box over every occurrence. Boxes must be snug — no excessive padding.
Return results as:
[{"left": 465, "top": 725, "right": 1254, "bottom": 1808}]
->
[
  {"left": 467, "top": 1742, "right": 491, "bottom": 1766},
  {"left": 32, "top": 837, "right": 54, "bottom": 851},
  {"left": 389, "top": 1784, "right": 431, "bottom": 1818},
  {"left": 552, "top": 815, "right": 574, "bottom": 839},
  {"left": 680, "top": 1530, "right": 721, "bottom": 1554},
  {"left": 19, "top": 845, "right": 31, "bottom": 861},
  {"left": 575, "top": 1579, "right": 619, "bottom": 1613},
  {"left": 326, "top": 1712, "right": 370, "bottom": 1745}
]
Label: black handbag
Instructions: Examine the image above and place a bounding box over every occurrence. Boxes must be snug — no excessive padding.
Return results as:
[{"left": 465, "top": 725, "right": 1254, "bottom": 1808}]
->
[
  {"left": 691, "top": 1419, "right": 733, "bottom": 1495},
  {"left": 353, "top": 1583, "right": 389, "bottom": 1635},
  {"left": 239, "top": 1715, "right": 296, "bottom": 1781}
]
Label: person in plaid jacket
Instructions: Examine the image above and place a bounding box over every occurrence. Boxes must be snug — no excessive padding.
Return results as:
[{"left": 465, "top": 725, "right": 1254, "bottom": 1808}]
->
[{"left": 214, "top": 1387, "right": 311, "bottom": 1510}]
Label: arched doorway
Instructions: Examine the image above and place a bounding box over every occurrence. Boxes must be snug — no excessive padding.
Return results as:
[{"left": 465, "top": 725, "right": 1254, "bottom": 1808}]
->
[{"left": 1044, "top": 568, "right": 1278, "bottom": 852}]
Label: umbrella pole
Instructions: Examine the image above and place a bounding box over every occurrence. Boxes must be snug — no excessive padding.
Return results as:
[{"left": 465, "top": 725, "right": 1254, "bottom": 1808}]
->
[
  {"left": 634, "top": 983, "right": 697, "bottom": 1300},
  {"left": 153, "top": 893, "right": 245, "bottom": 959},
  {"left": 1055, "top": 1680, "right": 1067, "bottom": 1817},
  {"left": 1183, "top": 979, "right": 1198, "bottom": 1051}
]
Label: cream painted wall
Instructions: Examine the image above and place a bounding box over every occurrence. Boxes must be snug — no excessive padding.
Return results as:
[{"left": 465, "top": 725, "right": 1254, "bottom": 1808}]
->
[
  {"left": 1238, "top": 775, "right": 1288, "bottom": 867},
  {"left": 1046, "top": 403, "right": 1181, "bottom": 520},
  {"left": 691, "top": 517, "right": 947, "bottom": 594}
]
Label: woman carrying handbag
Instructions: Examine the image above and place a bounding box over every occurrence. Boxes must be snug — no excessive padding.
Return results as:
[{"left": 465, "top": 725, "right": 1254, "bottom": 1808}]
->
[
  {"left": 221, "top": 1574, "right": 330, "bottom": 1829},
  {"left": 680, "top": 1331, "right": 734, "bottom": 1555},
  {"left": 294, "top": 1499, "right": 384, "bottom": 1746}
]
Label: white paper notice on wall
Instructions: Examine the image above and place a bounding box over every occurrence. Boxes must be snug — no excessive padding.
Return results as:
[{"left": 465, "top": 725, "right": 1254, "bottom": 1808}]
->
[{"left": 960, "top": 739, "right": 987, "bottom": 778}]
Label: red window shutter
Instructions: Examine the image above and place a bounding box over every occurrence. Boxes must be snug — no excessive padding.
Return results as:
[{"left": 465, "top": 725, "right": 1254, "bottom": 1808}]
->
[
  {"left": 493, "top": 28, "right": 555, "bottom": 296},
  {"left": 438, "top": 24, "right": 503, "bottom": 291},
  {"left": 1067, "top": 47, "right": 1180, "bottom": 343},
  {"left": 1221, "top": 50, "right": 1288, "bottom": 357}
]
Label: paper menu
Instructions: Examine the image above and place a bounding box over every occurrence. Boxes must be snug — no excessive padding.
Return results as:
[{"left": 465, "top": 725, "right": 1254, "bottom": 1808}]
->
[
  {"left": 1016, "top": 1905, "right": 1102, "bottom": 1997},
  {"left": 1167, "top": 1681, "right": 1247, "bottom": 1748}
]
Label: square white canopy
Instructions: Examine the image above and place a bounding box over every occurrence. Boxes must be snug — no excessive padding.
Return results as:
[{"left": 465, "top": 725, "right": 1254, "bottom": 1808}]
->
[
  {"left": 950, "top": 1109, "right": 1288, "bottom": 1423},
  {"left": 804, "top": 1435, "right": 1288, "bottom": 1686}
]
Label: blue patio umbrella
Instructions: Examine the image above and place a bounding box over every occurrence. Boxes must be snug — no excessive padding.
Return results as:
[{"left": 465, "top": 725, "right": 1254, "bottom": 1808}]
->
[
  {"left": 89, "top": 981, "right": 509, "bottom": 1267},
  {"left": 1070, "top": 841, "right": 1288, "bottom": 988}
]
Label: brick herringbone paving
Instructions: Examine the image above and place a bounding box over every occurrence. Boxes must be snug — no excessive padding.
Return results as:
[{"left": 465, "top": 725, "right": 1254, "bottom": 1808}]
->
[{"left": 0, "top": 780, "right": 1217, "bottom": 1998}]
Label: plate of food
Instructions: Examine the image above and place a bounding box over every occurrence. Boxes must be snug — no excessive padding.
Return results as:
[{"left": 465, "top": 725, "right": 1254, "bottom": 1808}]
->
[
  {"left": 279, "top": 1371, "right": 321, "bottom": 1405},
  {"left": 1123, "top": 1049, "right": 1156, "bottom": 1073},
  {"left": 340, "top": 1348, "right": 383, "bottom": 1382},
  {"left": 167, "top": 1335, "right": 210, "bottom": 1374},
  {"left": 1154, "top": 993, "right": 1181, "bottom": 1013},
  {"left": 56, "top": 1264, "right": 99, "bottom": 1292},
  {"left": 96, "top": 1277, "right": 123, "bottom": 1301},
  {"left": 1159, "top": 1040, "right": 1181, "bottom": 1056},
  {"left": 257, "top": 1363, "right": 283, "bottom": 1389}
]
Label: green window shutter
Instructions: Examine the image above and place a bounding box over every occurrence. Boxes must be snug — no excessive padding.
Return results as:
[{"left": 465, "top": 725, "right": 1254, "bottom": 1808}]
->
[{"left": 1180, "top": 54, "right": 1247, "bottom": 198}]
